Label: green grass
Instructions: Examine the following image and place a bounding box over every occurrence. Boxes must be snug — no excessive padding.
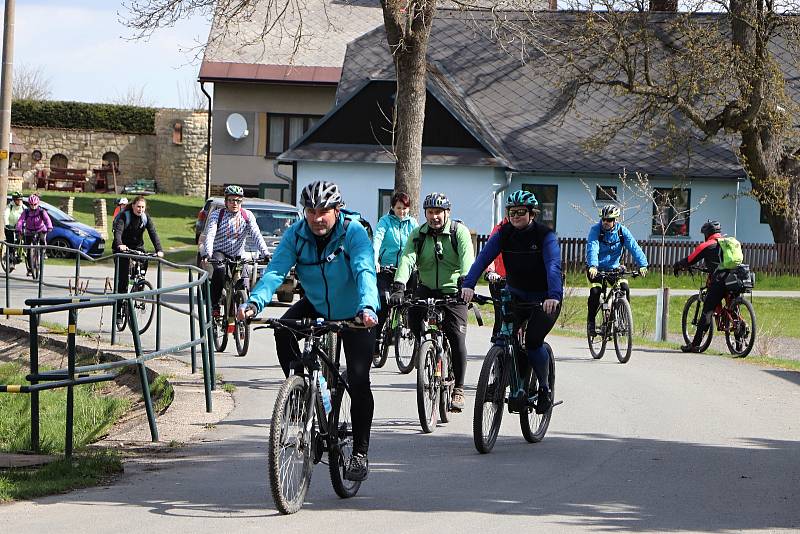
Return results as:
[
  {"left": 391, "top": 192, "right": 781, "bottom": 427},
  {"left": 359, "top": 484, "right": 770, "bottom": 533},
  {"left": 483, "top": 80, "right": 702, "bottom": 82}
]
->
[
  {"left": 0, "top": 450, "right": 123, "bottom": 502},
  {"left": 149, "top": 374, "right": 174, "bottom": 413},
  {"left": 0, "top": 362, "right": 130, "bottom": 454},
  {"left": 562, "top": 270, "right": 800, "bottom": 291}
]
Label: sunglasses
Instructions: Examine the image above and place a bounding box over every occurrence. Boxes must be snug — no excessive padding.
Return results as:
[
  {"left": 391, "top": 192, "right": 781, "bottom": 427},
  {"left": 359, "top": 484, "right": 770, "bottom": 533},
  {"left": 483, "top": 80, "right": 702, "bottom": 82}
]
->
[
  {"left": 226, "top": 197, "right": 244, "bottom": 204},
  {"left": 507, "top": 208, "right": 529, "bottom": 217},
  {"left": 602, "top": 218, "right": 616, "bottom": 223}
]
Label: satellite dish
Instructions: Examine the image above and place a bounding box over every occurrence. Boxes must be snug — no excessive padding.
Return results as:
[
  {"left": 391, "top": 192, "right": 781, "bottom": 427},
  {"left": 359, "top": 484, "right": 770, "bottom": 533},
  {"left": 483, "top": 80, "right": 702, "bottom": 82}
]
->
[{"left": 226, "top": 113, "right": 249, "bottom": 140}]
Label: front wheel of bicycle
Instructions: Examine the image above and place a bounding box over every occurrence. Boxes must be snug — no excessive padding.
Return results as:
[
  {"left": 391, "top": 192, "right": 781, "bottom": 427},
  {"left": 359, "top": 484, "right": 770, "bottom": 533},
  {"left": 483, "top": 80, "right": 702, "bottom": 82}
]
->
[
  {"left": 329, "top": 372, "right": 361, "bottom": 499},
  {"left": 233, "top": 290, "right": 250, "bottom": 356},
  {"left": 131, "top": 280, "right": 155, "bottom": 334},
  {"left": 520, "top": 343, "right": 555, "bottom": 443},
  {"left": 681, "top": 294, "right": 713, "bottom": 352},
  {"left": 268, "top": 375, "right": 313, "bottom": 515},
  {"left": 213, "top": 288, "right": 229, "bottom": 353},
  {"left": 372, "top": 320, "right": 390, "bottom": 368},
  {"left": 115, "top": 301, "right": 128, "bottom": 332},
  {"left": 587, "top": 306, "right": 607, "bottom": 360},
  {"left": 473, "top": 346, "right": 506, "bottom": 454},
  {"left": 725, "top": 296, "right": 756, "bottom": 357},
  {"left": 416, "top": 339, "right": 440, "bottom": 433},
  {"left": 612, "top": 298, "right": 634, "bottom": 364},
  {"left": 394, "top": 308, "right": 416, "bottom": 374}
]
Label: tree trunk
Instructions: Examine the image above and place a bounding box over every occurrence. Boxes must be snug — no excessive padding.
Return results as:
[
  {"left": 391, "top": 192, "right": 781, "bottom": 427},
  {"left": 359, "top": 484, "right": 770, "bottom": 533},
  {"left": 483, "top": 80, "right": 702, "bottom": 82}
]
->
[{"left": 381, "top": 0, "right": 436, "bottom": 216}]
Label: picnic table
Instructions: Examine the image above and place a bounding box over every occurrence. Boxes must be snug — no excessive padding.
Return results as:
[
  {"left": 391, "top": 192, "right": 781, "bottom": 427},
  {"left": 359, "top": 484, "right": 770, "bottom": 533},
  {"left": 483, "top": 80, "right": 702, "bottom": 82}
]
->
[{"left": 45, "top": 169, "right": 89, "bottom": 192}]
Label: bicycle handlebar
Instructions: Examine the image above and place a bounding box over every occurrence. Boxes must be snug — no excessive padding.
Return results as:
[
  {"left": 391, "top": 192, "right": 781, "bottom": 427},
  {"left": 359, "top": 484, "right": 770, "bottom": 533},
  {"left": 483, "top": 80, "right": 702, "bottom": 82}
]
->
[
  {"left": 251, "top": 317, "right": 365, "bottom": 332},
  {"left": 207, "top": 257, "right": 262, "bottom": 266}
]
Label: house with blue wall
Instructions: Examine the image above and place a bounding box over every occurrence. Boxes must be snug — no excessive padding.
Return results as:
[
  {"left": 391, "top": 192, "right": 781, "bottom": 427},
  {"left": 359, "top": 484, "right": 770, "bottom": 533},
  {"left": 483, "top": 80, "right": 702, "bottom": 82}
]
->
[{"left": 278, "top": 11, "right": 780, "bottom": 244}]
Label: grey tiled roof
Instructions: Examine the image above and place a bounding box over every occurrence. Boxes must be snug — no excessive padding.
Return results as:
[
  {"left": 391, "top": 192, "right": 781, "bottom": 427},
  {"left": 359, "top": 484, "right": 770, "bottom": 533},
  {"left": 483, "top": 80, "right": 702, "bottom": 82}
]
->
[
  {"left": 203, "top": 0, "right": 384, "bottom": 68},
  {"left": 282, "top": 143, "right": 501, "bottom": 165},
  {"left": 329, "top": 11, "right": 800, "bottom": 178}
]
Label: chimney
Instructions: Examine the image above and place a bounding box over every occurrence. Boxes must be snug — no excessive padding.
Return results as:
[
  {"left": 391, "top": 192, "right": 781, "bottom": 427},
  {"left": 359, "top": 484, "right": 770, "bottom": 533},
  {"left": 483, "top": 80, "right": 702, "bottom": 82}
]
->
[{"left": 649, "top": 0, "right": 678, "bottom": 10}]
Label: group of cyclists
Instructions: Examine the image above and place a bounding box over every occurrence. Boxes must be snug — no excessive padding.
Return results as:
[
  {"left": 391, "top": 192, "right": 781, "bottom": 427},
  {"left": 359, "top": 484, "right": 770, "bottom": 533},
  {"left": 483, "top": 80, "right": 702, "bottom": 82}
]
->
[{"left": 4, "top": 180, "right": 739, "bottom": 485}]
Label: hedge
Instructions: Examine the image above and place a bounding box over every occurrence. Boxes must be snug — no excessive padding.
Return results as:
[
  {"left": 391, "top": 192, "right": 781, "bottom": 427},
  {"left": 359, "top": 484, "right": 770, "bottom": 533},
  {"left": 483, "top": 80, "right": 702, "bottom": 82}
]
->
[{"left": 11, "top": 100, "right": 156, "bottom": 134}]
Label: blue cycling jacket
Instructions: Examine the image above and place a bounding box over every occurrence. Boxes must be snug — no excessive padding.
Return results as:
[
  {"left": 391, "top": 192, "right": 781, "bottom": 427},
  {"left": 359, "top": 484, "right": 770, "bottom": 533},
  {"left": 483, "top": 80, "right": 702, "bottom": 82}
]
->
[
  {"left": 248, "top": 213, "right": 379, "bottom": 319},
  {"left": 586, "top": 222, "right": 648, "bottom": 270},
  {"left": 373, "top": 211, "right": 419, "bottom": 267}
]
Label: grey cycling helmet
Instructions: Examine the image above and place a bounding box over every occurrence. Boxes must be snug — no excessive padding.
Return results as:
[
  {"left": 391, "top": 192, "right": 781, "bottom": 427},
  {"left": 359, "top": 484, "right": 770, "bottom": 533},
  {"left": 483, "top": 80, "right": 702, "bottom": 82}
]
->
[
  {"left": 506, "top": 190, "right": 538, "bottom": 209},
  {"left": 423, "top": 192, "right": 451, "bottom": 210},
  {"left": 701, "top": 219, "right": 721, "bottom": 239},
  {"left": 300, "top": 180, "right": 343, "bottom": 209},
  {"left": 224, "top": 184, "right": 244, "bottom": 197}
]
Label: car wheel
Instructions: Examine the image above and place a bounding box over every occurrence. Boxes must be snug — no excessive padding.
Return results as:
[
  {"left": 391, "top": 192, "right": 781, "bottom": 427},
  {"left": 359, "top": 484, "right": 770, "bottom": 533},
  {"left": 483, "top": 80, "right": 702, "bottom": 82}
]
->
[{"left": 47, "top": 237, "right": 75, "bottom": 259}]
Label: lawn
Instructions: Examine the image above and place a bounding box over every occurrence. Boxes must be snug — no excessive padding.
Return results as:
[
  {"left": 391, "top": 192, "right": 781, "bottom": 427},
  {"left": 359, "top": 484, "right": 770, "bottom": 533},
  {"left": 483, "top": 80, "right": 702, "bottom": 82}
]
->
[{"left": 561, "top": 269, "right": 799, "bottom": 291}]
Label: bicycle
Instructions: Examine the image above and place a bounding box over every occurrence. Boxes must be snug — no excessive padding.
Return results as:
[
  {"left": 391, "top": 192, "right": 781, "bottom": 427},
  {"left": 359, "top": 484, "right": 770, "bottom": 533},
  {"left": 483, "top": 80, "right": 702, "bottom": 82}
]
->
[
  {"left": 1, "top": 226, "right": 22, "bottom": 273},
  {"left": 587, "top": 268, "right": 640, "bottom": 364},
  {"left": 254, "top": 317, "right": 363, "bottom": 515},
  {"left": 373, "top": 267, "right": 415, "bottom": 373},
  {"left": 400, "top": 296, "right": 462, "bottom": 433},
  {"left": 114, "top": 251, "right": 158, "bottom": 335},
  {"left": 680, "top": 265, "right": 756, "bottom": 357},
  {"left": 209, "top": 257, "right": 260, "bottom": 357},
  {"left": 472, "top": 283, "right": 557, "bottom": 454},
  {"left": 21, "top": 231, "right": 47, "bottom": 281}
]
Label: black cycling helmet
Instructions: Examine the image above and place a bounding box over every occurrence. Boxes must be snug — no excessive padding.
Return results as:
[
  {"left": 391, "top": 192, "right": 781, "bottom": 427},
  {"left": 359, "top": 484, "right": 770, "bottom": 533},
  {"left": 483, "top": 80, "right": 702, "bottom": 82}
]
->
[
  {"left": 422, "top": 192, "right": 451, "bottom": 210},
  {"left": 300, "top": 180, "right": 344, "bottom": 209},
  {"left": 701, "top": 219, "right": 721, "bottom": 239}
]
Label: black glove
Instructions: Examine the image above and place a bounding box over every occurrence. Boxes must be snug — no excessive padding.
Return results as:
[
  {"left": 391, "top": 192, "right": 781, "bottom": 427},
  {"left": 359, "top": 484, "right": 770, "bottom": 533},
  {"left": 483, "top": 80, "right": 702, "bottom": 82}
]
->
[
  {"left": 673, "top": 260, "right": 685, "bottom": 277},
  {"left": 389, "top": 282, "right": 406, "bottom": 306},
  {"left": 456, "top": 275, "right": 465, "bottom": 289}
]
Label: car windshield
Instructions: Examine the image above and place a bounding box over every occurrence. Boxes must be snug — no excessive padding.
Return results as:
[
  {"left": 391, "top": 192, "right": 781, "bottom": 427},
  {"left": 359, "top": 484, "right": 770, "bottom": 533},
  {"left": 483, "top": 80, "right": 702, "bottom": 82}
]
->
[
  {"left": 39, "top": 203, "right": 74, "bottom": 223},
  {"left": 253, "top": 209, "right": 298, "bottom": 236}
]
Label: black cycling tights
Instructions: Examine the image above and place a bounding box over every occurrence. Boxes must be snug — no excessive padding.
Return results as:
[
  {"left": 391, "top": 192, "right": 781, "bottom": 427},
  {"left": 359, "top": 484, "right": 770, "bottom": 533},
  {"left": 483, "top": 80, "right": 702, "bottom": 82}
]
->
[
  {"left": 274, "top": 297, "right": 376, "bottom": 455},
  {"left": 514, "top": 301, "right": 560, "bottom": 391}
]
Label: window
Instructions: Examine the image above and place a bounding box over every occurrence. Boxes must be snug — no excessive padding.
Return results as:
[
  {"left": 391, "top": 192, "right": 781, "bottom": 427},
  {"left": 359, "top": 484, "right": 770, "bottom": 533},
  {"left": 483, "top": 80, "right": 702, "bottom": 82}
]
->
[
  {"left": 260, "top": 183, "right": 290, "bottom": 203},
  {"left": 172, "top": 121, "right": 184, "bottom": 144},
  {"left": 522, "top": 184, "right": 558, "bottom": 230},
  {"left": 652, "top": 188, "right": 691, "bottom": 236},
  {"left": 102, "top": 151, "right": 120, "bottom": 172},
  {"left": 596, "top": 186, "right": 617, "bottom": 201},
  {"left": 266, "top": 114, "right": 321, "bottom": 156},
  {"left": 378, "top": 189, "right": 393, "bottom": 218},
  {"left": 50, "top": 153, "right": 68, "bottom": 170}
]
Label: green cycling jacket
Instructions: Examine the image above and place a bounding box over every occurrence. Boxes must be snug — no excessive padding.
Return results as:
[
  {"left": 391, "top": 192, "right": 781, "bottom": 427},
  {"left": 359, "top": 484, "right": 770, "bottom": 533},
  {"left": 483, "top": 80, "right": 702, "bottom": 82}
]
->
[{"left": 395, "top": 219, "right": 474, "bottom": 294}]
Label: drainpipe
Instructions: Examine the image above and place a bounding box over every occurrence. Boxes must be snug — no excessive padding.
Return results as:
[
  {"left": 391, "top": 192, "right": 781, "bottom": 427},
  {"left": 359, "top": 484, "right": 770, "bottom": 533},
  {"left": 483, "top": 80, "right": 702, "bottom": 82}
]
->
[
  {"left": 200, "top": 81, "right": 212, "bottom": 199},
  {"left": 734, "top": 177, "right": 741, "bottom": 238},
  {"left": 493, "top": 170, "right": 514, "bottom": 225}
]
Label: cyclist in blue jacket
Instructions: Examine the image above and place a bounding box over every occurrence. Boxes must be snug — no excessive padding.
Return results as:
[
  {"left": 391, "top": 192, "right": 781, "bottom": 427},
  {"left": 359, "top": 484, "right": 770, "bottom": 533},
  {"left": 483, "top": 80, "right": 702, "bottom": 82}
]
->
[
  {"left": 240, "top": 180, "right": 378, "bottom": 482},
  {"left": 586, "top": 205, "right": 648, "bottom": 336}
]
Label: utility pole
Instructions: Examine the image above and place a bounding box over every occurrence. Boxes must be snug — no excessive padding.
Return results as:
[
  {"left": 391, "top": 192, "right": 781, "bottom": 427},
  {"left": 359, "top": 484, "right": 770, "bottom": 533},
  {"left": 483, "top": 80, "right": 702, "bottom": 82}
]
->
[{"left": 0, "top": 0, "right": 16, "bottom": 227}]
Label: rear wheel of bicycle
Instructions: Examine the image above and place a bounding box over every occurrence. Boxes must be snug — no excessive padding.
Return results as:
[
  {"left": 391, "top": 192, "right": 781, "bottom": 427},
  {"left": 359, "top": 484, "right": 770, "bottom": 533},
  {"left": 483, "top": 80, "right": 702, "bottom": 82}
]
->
[
  {"left": 131, "top": 280, "right": 155, "bottom": 334},
  {"left": 725, "top": 296, "right": 756, "bottom": 357},
  {"left": 394, "top": 308, "right": 416, "bottom": 374},
  {"left": 0, "top": 245, "right": 15, "bottom": 273},
  {"left": 213, "top": 289, "right": 229, "bottom": 353},
  {"left": 372, "top": 320, "right": 390, "bottom": 368},
  {"left": 521, "top": 343, "right": 555, "bottom": 443},
  {"left": 329, "top": 372, "right": 361, "bottom": 499},
  {"left": 587, "top": 306, "right": 607, "bottom": 360},
  {"left": 681, "top": 294, "right": 713, "bottom": 352},
  {"left": 233, "top": 290, "right": 250, "bottom": 356},
  {"left": 115, "top": 301, "right": 128, "bottom": 332},
  {"left": 416, "top": 339, "right": 440, "bottom": 433},
  {"left": 439, "top": 340, "right": 453, "bottom": 423},
  {"left": 612, "top": 298, "right": 634, "bottom": 364},
  {"left": 268, "top": 375, "right": 313, "bottom": 515},
  {"left": 473, "top": 346, "right": 506, "bottom": 454}
]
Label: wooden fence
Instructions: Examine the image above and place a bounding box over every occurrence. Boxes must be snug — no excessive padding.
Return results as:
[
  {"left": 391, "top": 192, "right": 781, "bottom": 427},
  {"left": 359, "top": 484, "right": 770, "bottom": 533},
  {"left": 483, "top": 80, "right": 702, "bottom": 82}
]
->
[{"left": 475, "top": 235, "right": 800, "bottom": 275}]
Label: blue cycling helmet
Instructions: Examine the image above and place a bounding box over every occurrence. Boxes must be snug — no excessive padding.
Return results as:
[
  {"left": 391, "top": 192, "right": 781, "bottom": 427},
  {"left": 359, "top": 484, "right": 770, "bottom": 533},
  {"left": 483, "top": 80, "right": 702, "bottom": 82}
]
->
[
  {"left": 506, "top": 190, "right": 538, "bottom": 209},
  {"left": 423, "top": 192, "right": 451, "bottom": 210}
]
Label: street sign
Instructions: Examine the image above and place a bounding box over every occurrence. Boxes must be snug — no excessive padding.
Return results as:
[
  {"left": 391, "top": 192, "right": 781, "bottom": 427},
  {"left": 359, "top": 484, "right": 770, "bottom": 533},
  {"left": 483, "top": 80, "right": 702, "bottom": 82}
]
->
[{"left": 0, "top": 149, "right": 8, "bottom": 160}]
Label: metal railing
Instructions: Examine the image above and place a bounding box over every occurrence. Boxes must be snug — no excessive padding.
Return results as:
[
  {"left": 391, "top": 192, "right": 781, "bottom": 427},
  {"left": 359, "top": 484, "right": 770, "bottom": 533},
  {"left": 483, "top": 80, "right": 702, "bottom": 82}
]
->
[{"left": 0, "top": 240, "right": 217, "bottom": 458}]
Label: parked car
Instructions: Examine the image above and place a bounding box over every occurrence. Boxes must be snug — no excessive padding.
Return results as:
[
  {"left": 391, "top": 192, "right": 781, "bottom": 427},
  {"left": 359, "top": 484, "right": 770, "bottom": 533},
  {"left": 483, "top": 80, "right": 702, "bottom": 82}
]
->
[
  {"left": 196, "top": 196, "right": 301, "bottom": 303},
  {"left": 5, "top": 195, "right": 105, "bottom": 258}
]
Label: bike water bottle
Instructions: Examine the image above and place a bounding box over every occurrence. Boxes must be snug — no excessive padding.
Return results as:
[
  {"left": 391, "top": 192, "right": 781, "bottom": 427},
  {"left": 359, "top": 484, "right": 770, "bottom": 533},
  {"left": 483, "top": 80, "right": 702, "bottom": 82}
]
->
[{"left": 319, "top": 375, "right": 332, "bottom": 415}]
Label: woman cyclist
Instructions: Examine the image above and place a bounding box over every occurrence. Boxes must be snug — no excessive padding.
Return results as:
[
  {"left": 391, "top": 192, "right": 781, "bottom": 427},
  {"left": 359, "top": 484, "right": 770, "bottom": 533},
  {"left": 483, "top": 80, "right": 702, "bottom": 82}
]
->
[{"left": 15, "top": 194, "right": 52, "bottom": 276}]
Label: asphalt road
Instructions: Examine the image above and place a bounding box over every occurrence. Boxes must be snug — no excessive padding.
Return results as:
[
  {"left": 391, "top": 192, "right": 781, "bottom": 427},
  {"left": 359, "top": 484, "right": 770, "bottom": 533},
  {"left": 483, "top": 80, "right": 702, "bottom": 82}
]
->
[{"left": 1, "top": 265, "right": 799, "bottom": 532}]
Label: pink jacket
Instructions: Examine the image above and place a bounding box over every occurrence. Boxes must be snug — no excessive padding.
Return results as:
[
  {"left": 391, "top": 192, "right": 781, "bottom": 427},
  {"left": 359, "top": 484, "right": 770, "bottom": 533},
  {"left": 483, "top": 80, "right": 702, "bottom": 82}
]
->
[{"left": 16, "top": 208, "right": 53, "bottom": 234}]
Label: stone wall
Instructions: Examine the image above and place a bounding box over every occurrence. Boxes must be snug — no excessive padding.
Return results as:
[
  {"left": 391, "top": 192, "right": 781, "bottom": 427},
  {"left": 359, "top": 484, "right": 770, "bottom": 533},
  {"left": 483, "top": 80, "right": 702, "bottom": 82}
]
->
[
  {"left": 11, "top": 126, "right": 156, "bottom": 189},
  {"left": 153, "top": 110, "right": 209, "bottom": 196}
]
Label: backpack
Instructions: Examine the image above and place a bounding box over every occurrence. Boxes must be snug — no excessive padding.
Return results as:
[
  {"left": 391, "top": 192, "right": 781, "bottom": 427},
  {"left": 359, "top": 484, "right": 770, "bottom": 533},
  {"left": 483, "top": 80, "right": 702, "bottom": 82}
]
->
[
  {"left": 122, "top": 210, "right": 148, "bottom": 230},
  {"left": 716, "top": 236, "right": 743, "bottom": 270},
  {"left": 215, "top": 206, "right": 249, "bottom": 230},
  {"left": 340, "top": 208, "right": 372, "bottom": 240},
  {"left": 599, "top": 225, "right": 624, "bottom": 245},
  {"left": 414, "top": 219, "right": 462, "bottom": 257}
]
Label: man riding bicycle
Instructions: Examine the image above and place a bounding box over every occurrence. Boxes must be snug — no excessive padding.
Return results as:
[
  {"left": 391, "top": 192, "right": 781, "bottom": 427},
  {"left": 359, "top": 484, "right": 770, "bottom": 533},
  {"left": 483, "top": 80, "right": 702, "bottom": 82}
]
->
[
  {"left": 389, "top": 192, "right": 475, "bottom": 412},
  {"left": 372, "top": 191, "right": 419, "bottom": 353},
  {"left": 239, "top": 180, "right": 378, "bottom": 482},
  {"left": 4, "top": 192, "right": 25, "bottom": 264},
  {"left": 112, "top": 195, "right": 164, "bottom": 306},
  {"left": 586, "top": 205, "right": 648, "bottom": 336},
  {"left": 15, "top": 194, "right": 52, "bottom": 276},
  {"left": 673, "top": 219, "right": 728, "bottom": 353},
  {"left": 201, "top": 185, "right": 269, "bottom": 317},
  {"left": 461, "top": 190, "right": 563, "bottom": 415}
]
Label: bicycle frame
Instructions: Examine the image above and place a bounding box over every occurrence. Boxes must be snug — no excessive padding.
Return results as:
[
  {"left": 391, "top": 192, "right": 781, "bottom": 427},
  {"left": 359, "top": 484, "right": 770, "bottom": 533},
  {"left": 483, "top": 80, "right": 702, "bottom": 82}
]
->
[{"left": 491, "top": 287, "right": 530, "bottom": 405}]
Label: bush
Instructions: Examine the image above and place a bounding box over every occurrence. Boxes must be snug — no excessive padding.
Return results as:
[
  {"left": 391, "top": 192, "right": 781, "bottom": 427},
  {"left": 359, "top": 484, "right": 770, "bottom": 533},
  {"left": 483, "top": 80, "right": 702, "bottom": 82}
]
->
[{"left": 11, "top": 99, "right": 156, "bottom": 134}]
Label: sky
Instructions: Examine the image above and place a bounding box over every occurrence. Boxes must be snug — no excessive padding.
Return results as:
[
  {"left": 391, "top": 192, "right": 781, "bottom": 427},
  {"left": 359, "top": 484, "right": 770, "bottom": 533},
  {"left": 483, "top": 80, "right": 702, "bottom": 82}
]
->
[{"left": 0, "top": 0, "right": 213, "bottom": 108}]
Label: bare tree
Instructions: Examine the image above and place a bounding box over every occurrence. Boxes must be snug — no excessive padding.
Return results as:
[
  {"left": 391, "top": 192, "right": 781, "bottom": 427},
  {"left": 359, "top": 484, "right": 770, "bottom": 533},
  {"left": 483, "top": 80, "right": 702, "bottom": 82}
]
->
[
  {"left": 176, "top": 79, "right": 206, "bottom": 110},
  {"left": 13, "top": 65, "right": 52, "bottom": 100},
  {"left": 509, "top": 0, "right": 800, "bottom": 246},
  {"left": 110, "top": 85, "right": 156, "bottom": 107}
]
